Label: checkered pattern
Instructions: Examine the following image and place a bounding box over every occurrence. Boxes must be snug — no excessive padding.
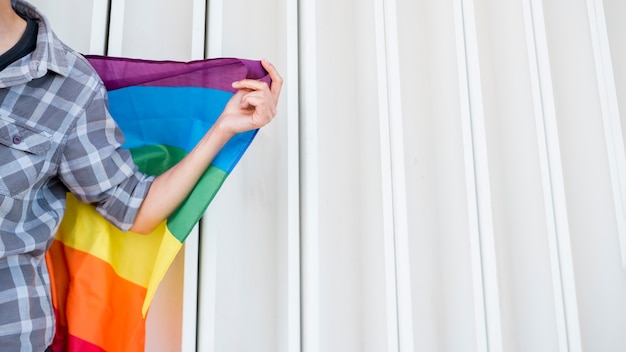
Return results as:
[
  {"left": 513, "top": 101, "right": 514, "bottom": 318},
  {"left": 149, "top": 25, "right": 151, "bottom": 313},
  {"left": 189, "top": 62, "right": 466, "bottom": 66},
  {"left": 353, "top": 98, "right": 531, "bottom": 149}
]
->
[{"left": 0, "top": 2, "right": 154, "bottom": 350}]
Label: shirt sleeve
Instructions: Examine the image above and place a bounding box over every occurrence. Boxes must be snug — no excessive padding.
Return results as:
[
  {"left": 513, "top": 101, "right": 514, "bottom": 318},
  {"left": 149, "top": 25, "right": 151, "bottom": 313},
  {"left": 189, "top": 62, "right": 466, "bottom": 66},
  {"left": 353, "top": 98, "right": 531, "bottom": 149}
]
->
[{"left": 58, "top": 84, "right": 154, "bottom": 231}]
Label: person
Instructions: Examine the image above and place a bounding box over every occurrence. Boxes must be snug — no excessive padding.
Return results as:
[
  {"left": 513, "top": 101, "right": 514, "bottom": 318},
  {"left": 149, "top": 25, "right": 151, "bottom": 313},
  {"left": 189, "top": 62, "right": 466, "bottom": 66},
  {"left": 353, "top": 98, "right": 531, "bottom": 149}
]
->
[{"left": 0, "top": 0, "right": 282, "bottom": 350}]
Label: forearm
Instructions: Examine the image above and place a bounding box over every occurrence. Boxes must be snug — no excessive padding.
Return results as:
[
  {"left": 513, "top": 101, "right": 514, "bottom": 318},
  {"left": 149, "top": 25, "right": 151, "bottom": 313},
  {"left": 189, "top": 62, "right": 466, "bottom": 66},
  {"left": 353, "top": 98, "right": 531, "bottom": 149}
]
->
[{"left": 129, "top": 124, "right": 233, "bottom": 234}]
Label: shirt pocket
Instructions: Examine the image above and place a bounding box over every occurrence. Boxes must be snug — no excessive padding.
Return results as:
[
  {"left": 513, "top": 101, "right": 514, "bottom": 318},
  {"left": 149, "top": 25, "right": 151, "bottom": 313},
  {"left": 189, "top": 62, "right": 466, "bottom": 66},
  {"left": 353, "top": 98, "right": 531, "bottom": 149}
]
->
[{"left": 0, "top": 116, "right": 52, "bottom": 199}]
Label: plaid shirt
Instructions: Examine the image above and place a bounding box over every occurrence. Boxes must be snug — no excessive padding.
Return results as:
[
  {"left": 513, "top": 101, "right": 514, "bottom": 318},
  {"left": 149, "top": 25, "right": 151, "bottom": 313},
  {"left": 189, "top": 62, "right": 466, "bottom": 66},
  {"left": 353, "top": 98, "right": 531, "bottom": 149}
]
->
[{"left": 0, "top": 2, "right": 154, "bottom": 350}]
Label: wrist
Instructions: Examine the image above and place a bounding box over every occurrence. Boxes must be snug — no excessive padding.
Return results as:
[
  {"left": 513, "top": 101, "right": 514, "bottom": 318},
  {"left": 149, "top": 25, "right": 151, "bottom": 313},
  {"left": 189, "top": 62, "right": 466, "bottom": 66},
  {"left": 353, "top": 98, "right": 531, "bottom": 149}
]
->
[
  {"left": 203, "top": 118, "right": 235, "bottom": 150},
  {"left": 213, "top": 116, "right": 236, "bottom": 140}
]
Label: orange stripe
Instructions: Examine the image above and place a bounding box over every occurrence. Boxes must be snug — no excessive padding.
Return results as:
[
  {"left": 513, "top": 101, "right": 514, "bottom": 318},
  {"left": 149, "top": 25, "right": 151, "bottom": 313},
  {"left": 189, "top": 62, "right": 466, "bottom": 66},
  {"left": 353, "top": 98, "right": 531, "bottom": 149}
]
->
[{"left": 47, "top": 240, "right": 147, "bottom": 352}]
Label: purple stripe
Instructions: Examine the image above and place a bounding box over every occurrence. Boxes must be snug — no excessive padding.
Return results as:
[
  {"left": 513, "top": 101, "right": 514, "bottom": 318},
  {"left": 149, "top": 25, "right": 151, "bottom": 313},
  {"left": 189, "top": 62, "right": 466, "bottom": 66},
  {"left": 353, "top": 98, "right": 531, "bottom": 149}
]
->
[{"left": 85, "top": 56, "right": 270, "bottom": 92}]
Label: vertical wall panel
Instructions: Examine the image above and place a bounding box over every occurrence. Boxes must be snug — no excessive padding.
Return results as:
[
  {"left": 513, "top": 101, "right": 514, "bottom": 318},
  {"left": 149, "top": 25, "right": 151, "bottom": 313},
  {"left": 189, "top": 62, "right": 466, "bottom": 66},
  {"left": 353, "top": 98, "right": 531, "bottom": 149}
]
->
[
  {"left": 393, "top": 1, "right": 435, "bottom": 349},
  {"left": 300, "top": 0, "right": 391, "bottom": 351},
  {"left": 585, "top": 0, "right": 626, "bottom": 269},
  {"left": 374, "top": 0, "right": 415, "bottom": 350},
  {"left": 356, "top": 7, "right": 390, "bottom": 343},
  {"left": 374, "top": 0, "right": 408, "bottom": 349},
  {"left": 197, "top": 3, "right": 222, "bottom": 351},
  {"left": 472, "top": 0, "right": 577, "bottom": 350},
  {"left": 299, "top": 0, "right": 321, "bottom": 350},
  {"left": 604, "top": 0, "right": 626, "bottom": 285},
  {"left": 114, "top": 1, "right": 194, "bottom": 60},
  {"left": 183, "top": 4, "right": 205, "bottom": 352},
  {"left": 285, "top": 0, "right": 301, "bottom": 350},
  {"left": 30, "top": 0, "right": 104, "bottom": 54},
  {"left": 399, "top": 1, "right": 482, "bottom": 351},
  {"left": 542, "top": 0, "right": 626, "bottom": 350},
  {"left": 454, "top": 0, "right": 504, "bottom": 349},
  {"left": 522, "top": 0, "right": 583, "bottom": 350},
  {"left": 396, "top": 0, "right": 476, "bottom": 350},
  {"left": 316, "top": 0, "right": 371, "bottom": 349},
  {"left": 198, "top": 0, "right": 289, "bottom": 351}
]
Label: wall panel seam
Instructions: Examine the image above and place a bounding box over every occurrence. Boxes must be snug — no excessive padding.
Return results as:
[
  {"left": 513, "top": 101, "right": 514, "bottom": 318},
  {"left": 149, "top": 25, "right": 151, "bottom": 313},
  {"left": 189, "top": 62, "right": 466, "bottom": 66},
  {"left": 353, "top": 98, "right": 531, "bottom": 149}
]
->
[
  {"left": 206, "top": 0, "right": 223, "bottom": 57},
  {"left": 106, "top": 0, "right": 125, "bottom": 56},
  {"left": 380, "top": 0, "right": 415, "bottom": 350},
  {"left": 197, "top": 2, "right": 225, "bottom": 351},
  {"left": 522, "top": 1, "right": 583, "bottom": 350},
  {"left": 585, "top": 0, "right": 626, "bottom": 269},
  {"left": 89, "top": 0, "right": 109, "bottom": 55},
  {"left": 454, "top": 0, "right": 503, "bottom": 350},
  {"left": 299, "top": 0, "right": 320, "bottom": 350},
  {"left": 287, "top": 0, "right": 301, "bottom": 351},
  {"left": 374, "top": 0, "right": 401, "bottom": 349},
  {"left": 181, "top": 3, "right": 207, "bottom": 351}
]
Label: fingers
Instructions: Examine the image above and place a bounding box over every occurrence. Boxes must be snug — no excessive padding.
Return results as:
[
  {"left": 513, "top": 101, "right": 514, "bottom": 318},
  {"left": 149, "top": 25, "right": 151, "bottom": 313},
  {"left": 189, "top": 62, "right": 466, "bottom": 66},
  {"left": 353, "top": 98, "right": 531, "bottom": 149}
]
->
[
  {"left": 239, "top": 90, "right": 263, "bottom": 108},
  {"left": 241, "top": 94, "right": 276, "bottom": 115},
  {"left": 261, "top": 58, "right": 283, "bottom": 100},
  {"left": 232, "top": 79, "right": 269, "bottom": 92},
  {"left": 231, "top": 59, "right": 283, "bottom": 101},
  {"left": 240, "top": 90, "right": 277, "bottom": 116}
]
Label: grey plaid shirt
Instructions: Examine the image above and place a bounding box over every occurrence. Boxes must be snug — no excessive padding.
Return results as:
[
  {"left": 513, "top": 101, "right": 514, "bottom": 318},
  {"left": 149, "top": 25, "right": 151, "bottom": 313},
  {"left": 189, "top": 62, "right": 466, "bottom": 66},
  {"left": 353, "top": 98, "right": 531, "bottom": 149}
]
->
[{"left": 0, "top": 2, "right": 154, "bottom": 351}]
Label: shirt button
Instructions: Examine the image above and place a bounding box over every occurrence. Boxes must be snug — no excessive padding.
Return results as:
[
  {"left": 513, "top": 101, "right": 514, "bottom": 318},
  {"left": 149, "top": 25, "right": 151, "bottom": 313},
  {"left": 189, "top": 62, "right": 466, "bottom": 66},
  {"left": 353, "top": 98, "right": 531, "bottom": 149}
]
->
[{"left": 13, "top": 135, "right": 22, "bottom": 145}]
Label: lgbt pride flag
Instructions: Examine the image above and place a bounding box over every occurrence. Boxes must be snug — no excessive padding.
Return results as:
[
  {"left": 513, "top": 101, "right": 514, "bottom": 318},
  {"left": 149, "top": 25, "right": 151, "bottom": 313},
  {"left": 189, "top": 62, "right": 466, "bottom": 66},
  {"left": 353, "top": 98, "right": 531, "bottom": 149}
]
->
[{"left": 45, "top": 56, "right": 270, "bottom": 352}]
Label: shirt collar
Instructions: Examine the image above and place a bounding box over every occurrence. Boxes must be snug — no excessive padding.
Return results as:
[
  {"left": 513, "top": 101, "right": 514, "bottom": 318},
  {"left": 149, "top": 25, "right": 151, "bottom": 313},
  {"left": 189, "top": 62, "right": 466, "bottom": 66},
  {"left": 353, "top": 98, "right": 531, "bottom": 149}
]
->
[{"left": 0, "top": 0, "right": 70, "bottom": 87}]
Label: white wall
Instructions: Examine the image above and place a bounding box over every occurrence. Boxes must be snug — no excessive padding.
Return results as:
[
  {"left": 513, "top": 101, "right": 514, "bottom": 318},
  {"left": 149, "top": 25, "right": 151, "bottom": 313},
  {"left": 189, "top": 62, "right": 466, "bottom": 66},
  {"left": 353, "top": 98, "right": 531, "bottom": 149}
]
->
[{"left": 32, "top": 0, "right": 626, "bottom": 351}]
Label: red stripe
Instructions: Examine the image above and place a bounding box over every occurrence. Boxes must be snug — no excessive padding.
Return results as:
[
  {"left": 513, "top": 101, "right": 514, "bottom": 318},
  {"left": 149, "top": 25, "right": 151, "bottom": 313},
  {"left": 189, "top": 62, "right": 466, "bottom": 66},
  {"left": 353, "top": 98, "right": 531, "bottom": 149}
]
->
[
  {"left": 51, "top": 334, "right": 107, "bottom": 352},
  {"left": 50, "top": 308, "right": 68, "bottom": 352}
]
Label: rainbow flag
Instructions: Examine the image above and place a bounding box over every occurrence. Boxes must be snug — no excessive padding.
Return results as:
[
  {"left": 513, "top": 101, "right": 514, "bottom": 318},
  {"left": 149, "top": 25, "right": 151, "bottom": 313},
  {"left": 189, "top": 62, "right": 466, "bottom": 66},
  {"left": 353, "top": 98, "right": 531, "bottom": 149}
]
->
[{"left": 45, "top": 56, "right": 270, "bottom": 352}]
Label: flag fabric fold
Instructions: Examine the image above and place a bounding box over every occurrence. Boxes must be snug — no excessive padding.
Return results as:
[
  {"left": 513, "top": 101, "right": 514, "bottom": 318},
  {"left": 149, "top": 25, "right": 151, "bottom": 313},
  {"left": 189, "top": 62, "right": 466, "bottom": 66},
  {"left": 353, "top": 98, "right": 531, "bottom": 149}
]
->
[{"left": 45, "top": 56, "right": 269, "bottom": 352}]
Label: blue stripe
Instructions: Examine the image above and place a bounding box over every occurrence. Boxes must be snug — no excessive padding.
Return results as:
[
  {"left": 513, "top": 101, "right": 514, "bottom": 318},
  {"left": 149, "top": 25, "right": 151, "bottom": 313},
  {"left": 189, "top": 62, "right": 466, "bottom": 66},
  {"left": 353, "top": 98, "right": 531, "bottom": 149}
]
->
[{"left": 108, "top": 86, "right": 256, "bottom": 173}]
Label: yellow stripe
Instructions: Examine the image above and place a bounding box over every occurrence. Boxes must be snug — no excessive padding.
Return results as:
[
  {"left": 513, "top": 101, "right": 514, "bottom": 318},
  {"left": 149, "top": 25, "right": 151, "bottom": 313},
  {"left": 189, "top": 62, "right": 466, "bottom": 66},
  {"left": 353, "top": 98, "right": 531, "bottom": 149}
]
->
[{"left": 58, "top": 194, "right": 183, "bottom": 316}]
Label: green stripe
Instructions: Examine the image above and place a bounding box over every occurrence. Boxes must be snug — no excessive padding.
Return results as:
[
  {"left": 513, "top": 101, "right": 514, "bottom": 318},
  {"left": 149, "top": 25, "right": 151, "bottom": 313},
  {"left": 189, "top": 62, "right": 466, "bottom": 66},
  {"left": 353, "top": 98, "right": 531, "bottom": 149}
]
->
[
  {"left": 130, "top": 145, "right": 228, "bottom": 242},
  {"left": 130, "top": 144, "right": 187, "bottom": 175}
]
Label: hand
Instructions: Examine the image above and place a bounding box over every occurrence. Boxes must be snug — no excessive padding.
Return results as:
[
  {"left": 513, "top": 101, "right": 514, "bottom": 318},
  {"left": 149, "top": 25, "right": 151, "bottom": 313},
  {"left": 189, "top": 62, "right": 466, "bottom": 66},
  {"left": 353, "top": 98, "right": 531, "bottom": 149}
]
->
[{"left": 216, "top": 59, "right": 283, "bottom": 137}]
